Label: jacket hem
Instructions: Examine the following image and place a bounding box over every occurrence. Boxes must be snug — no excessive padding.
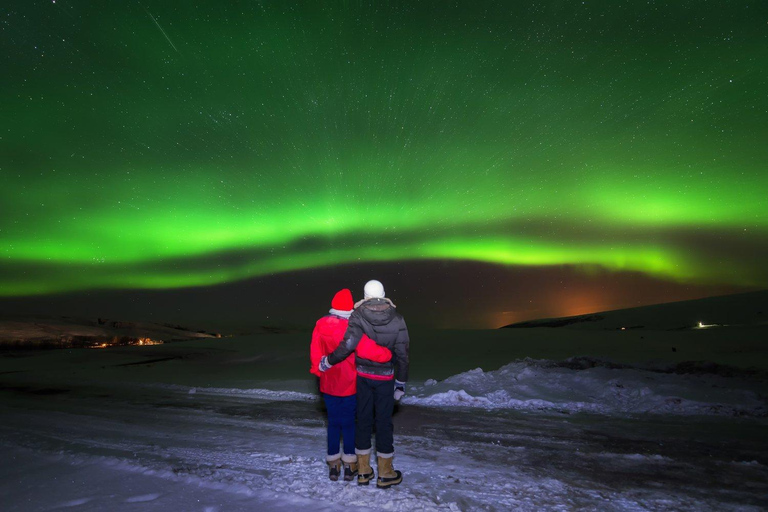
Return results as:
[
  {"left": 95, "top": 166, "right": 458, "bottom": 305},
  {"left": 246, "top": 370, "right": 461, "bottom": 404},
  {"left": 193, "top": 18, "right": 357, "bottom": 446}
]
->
[{"left": 358, "top": 371, "right": 394, "bottom": 381}]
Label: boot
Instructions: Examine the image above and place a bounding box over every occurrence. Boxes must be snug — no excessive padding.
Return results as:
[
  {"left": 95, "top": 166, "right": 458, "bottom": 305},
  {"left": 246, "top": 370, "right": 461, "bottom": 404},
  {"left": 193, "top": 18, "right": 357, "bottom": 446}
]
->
[
  {"left": 357, "top": 451, "right": 374, "bottom": 486},
  {"left": 327, "top": 458, "right": 341, "bottom": 481},
  {"left": 342, "top": 454, "right": 358, "bottom": 482},
  {"left": 376, "top": 456, "right": 402, "bottom": 489}
]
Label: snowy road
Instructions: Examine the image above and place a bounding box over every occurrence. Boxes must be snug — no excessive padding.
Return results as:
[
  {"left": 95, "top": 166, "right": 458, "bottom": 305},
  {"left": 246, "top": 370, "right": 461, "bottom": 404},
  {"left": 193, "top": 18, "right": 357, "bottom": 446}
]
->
[{"left": 2, "top": 380, "right": 767, "bottom": 511}]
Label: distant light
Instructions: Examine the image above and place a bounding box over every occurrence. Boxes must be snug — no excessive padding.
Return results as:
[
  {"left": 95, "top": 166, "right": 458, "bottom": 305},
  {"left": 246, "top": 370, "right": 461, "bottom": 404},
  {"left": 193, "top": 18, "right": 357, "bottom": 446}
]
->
[
  {"left": 620, "top": 327, "right": 626, "bottom": 330},
  {"left": 698, "top": 322, "right": 703, "bottom": 328}
]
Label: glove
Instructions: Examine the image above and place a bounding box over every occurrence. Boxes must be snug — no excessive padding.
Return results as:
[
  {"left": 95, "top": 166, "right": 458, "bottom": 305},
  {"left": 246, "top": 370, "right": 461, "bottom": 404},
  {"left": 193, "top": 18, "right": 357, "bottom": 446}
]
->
[
  {"left": 318, "top": 356, "right": 332, "bottom": 373},
  {"left": 394, "top": 380, "right": 405, "bottom": 401}
]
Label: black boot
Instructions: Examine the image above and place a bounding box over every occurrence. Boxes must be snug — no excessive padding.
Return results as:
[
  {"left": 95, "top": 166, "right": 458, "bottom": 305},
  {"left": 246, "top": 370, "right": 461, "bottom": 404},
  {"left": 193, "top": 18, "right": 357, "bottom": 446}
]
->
[
  {"left": 327, "top": 458, "right": 341, "bottom": 481},
  {"left": 343, "top": 463, "right": 358, "bottom": 481},
  {"left": 342, "top": 454, "right": 358, "bottom": 482}
]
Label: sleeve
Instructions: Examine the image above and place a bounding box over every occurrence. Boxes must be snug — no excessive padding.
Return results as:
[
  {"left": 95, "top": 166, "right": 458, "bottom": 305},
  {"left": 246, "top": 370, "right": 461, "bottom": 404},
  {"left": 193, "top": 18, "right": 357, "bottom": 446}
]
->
[
  {"left": 393, "top": 317, "right": 410, "bottom": 382},
  {"left": 309, "top": 322, "right": 323, "bottom": 377},
  {"left": 356, "top": 334, "right": 392, "bottom": 363},
  {"left": 327, "top": 312, "right": 363, "bottom": 365}
]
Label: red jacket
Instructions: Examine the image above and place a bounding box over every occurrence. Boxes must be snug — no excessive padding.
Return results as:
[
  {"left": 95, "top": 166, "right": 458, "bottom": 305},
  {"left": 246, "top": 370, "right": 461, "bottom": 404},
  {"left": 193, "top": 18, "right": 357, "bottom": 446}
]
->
[{"left": 310, "top": 314, "right": 392, "bottom": 396}]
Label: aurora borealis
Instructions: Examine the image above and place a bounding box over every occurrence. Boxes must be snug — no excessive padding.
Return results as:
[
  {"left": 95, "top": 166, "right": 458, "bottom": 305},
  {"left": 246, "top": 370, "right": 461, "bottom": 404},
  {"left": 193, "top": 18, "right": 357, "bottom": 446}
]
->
[{"left": 1, "top": 1, "right": 767, "bottom": 326}]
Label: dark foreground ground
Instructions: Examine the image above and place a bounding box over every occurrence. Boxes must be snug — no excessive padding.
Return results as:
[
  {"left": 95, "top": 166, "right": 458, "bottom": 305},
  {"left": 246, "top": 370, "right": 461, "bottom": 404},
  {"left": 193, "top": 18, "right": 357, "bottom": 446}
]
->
[{"left": 1, "top": 331, "right": 767, "bottom": 511}]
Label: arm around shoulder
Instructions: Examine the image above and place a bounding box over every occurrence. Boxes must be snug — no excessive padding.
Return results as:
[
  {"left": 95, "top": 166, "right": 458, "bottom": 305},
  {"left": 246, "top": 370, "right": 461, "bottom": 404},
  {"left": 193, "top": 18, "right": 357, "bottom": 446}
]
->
[
  {"left": 356, "top": 335, "right": 392, "bottom": 363},
  {"left": 327, "top": 313, "right": 364, "bottom": 365}
]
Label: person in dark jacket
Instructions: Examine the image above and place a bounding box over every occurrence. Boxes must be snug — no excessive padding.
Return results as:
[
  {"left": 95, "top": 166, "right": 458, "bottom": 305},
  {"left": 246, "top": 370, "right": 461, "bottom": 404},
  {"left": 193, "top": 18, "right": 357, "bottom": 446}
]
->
[{"left": 318, "top": 279, "right": 410, "bottom": 488}]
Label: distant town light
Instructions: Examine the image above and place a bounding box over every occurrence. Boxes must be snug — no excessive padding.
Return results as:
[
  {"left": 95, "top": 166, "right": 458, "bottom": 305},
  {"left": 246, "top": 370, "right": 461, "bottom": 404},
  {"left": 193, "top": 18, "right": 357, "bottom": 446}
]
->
[{"left": 137, "top": 337, "right": 162, "bottom": 346}]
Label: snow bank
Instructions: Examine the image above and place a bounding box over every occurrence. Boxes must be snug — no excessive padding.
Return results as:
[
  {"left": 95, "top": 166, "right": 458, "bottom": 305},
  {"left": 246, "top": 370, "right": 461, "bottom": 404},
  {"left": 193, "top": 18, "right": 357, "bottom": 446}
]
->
[
  {"left": 403, "top": 358, "right": 768, "bottom": 417},
  {"left": 160, "top": 383, "right": 318, "bottom": 402},
  {"left": 141, "top": 357, "right": 768, "bottom": 418}
]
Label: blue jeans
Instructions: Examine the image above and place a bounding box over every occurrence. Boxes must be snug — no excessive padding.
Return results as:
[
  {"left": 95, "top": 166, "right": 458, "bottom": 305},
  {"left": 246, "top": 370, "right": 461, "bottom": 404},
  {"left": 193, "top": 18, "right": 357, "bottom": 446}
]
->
[
  {"left": 355, "top": 377, "right": 395, "bottom": 455},
  {"left": 323, "top": 394, "right": 356, "bottom": 457}
]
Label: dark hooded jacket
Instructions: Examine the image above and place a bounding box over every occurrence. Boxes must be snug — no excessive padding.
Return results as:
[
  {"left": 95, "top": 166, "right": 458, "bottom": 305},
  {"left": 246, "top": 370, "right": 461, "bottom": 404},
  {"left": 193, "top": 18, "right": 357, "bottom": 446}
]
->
[{"left": 327, "top": 298, "right": 410, "bottom": 382}]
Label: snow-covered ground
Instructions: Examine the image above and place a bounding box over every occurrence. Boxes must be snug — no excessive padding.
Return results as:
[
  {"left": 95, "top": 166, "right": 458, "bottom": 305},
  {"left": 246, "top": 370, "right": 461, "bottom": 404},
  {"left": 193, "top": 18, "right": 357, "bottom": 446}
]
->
[
  {"left": 405, "top": 358, "right": 768, "bottom": 417},
  {"left": 1, "top": 328, "right": 767, "bottom": 511}
]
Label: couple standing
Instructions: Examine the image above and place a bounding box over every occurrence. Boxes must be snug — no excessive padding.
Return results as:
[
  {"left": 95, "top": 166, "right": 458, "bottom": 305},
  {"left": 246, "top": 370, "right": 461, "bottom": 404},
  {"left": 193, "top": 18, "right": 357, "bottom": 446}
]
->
[{"left": 310, "top": 279, "right": 410, "bottom": 488}]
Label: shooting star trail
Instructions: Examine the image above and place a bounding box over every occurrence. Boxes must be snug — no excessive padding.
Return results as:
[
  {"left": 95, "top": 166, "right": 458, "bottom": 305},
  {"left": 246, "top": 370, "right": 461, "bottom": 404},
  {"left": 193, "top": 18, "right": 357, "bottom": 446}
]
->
[{"left": 144, "top": 8, "right": 180, "bottom": 54}]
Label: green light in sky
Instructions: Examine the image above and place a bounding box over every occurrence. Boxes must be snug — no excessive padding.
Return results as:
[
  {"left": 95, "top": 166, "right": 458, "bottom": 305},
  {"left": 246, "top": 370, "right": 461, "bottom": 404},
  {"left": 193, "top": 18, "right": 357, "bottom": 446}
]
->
[{"left": 1, "top": 1, "right": 766, "bottom": 296}]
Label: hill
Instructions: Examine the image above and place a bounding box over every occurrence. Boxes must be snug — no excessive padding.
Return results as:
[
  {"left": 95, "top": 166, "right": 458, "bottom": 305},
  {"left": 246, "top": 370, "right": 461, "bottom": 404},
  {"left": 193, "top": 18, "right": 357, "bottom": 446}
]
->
[
  {"left": 501, "top": 290, "right": 768, "bottom": 330},
  {"left": 0, "top": 315, "right": 221, "bottom": 349}
]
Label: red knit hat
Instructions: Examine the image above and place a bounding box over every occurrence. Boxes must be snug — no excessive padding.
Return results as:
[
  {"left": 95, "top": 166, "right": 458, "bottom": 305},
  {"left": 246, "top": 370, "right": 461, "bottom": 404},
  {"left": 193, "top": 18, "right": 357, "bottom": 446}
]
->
[{"left": 331, "top": 288, "right": 354, "bottom": 311}]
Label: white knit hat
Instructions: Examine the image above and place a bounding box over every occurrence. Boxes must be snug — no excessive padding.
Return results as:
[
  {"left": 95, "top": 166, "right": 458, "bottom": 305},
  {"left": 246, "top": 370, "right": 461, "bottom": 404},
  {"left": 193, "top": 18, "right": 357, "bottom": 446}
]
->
[{"left": 363, "top": 279, "right": 385, "bottom": 299}]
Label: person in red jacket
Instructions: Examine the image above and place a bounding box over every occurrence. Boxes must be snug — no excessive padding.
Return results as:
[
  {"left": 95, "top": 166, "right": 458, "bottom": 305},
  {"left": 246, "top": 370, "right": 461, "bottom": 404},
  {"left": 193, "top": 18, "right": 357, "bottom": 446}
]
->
[{"left": 310, "top": 288, "right": 392, "bottom": 481}]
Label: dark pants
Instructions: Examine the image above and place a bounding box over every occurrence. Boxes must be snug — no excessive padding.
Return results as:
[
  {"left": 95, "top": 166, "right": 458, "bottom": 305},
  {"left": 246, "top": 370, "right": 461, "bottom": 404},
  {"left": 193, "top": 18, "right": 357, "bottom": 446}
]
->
[
  {"left": 323, "top": 394, "right": 356, "bottom": 456},
  {"left": 355, "top": 376, "right": 395, "bottom": 455}
]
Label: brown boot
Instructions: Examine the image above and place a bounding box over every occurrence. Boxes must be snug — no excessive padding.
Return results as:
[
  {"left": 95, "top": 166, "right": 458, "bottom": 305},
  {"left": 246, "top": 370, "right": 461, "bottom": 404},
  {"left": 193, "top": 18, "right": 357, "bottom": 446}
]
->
[
  {"left": 357, "top": 451, "right": 374, "bottom": 486},
  {"left": 342, "top": 454, "right": 358, "bottom": 482},
  {"left": 327, "top": 458, "right": 341, "bottom": 481},
  {"left": 376, "top": 456, "right": 402, "bottom": 489}
]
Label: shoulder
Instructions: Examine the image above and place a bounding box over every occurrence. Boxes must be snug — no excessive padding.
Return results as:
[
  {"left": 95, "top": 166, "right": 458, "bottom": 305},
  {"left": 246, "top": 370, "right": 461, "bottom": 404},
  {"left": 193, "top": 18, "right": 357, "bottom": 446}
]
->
[{"left": 316, "top": 315, "right": 342, "bottom": 329}]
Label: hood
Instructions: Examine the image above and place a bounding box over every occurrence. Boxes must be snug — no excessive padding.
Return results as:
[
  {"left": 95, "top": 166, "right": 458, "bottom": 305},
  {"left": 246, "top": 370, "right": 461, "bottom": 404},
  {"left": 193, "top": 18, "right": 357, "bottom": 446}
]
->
[{"left": 357, "top": 298, "right": 397, "bottom": 326}]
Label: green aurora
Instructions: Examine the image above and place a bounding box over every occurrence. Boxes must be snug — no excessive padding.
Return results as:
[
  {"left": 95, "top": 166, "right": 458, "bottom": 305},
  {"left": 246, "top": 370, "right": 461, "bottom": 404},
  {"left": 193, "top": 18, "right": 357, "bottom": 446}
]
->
[{"left": 1, "top": 1, "right": 767, "bottom": 297}]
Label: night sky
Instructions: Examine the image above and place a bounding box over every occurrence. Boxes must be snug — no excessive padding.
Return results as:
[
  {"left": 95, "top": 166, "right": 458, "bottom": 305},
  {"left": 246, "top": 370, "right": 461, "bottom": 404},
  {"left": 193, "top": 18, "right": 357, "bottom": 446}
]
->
[{"left": 1, "top": 1, "right": 766, "bottom": 328}]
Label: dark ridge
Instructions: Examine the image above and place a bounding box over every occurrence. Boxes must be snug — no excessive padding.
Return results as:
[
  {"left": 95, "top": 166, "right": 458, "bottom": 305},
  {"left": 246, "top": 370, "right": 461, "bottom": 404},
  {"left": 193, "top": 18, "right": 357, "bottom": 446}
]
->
[
  {"left": 113, "top": 356, "right": 180, "bottom": 367},
  {"left": 502, "top": 314, "right": 605, "bottom": 328},
  {"left": 0, "top": 335, "right": 145, "bottom": 351},
  {"left": 500, "top": 289, "right": 768, "bottom": 330}
]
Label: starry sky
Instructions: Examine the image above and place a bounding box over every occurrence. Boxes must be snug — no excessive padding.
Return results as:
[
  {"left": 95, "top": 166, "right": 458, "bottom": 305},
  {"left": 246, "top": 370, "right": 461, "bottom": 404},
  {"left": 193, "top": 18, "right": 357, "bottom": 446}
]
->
[{"left": 1, "top": 1, "right": 767, "bottom": 328}]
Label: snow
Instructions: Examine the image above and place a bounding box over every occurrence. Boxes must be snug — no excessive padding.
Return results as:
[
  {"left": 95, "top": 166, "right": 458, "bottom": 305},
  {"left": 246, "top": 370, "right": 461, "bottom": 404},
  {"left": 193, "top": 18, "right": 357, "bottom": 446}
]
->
[
  {"left": 403, "top": 358, "right": 768, "bottom": 416},
  {"left": 1, "top": 323, "right": 768, "bottom": 511},
  {"left": 174, "top": 384, "right": 317, "bottom": 402}
]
